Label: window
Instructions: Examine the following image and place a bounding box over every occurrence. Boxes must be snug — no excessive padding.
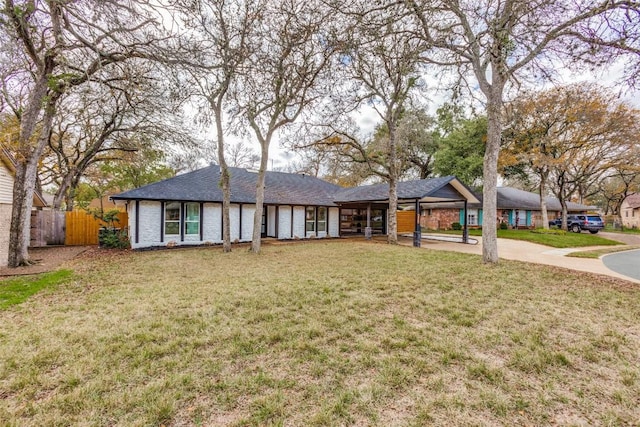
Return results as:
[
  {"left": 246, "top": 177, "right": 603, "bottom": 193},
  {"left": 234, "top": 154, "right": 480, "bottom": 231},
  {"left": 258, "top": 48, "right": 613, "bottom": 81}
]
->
[
  {"left": 185, "top": 203, "right": 200, "bottom": 235},
  {"left": 626, "top": 211, "right": 629, "bottom": 217},
  {"left": 467, "top": 209, "right": 478, "bottom": 226},
  {"left": 317, "top": 207, "right": 327, "bottom": 232},
  {"left": 305, "top": 206, "right": 316, "bottom": 232},
  {"left": 165, "top": 202, "right": 180, "bottom": 235}
]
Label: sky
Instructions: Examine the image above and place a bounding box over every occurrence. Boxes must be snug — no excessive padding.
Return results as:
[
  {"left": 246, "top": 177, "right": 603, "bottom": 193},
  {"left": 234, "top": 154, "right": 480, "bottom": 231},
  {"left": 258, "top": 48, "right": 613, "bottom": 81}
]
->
[{"left": 262, "top": 59, "right": 640, "bottom": 172}]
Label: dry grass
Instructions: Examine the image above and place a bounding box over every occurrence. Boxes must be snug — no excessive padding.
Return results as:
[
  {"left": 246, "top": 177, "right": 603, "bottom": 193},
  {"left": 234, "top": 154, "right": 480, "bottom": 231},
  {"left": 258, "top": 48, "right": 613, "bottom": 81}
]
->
[{"left": 0, "top": 241, "right": 639, "bottom": 426}]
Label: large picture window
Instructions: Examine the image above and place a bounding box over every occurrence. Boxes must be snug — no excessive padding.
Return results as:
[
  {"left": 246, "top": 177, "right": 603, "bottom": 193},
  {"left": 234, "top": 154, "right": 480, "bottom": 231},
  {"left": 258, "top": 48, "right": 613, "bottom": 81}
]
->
[
  {"left": 185, "top": 203, "right": 200, "bottom": 235},
  {"left": 305, "top": 206, "right": 316, "bottom": 232},
  {"left": 165, "top": 202, "right": 180, "bottom": 235},
  {"left": 317, "top": 207, "right": 327, "bottom": 232}
]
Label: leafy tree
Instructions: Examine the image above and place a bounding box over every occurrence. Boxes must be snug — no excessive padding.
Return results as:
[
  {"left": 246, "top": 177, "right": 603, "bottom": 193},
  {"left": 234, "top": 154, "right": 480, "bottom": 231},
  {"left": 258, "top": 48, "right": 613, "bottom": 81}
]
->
[
  {"left": 501, "top": 84, "right": 639, "bottom": 229},
  {"left": 433, "top": 115, "right": 486, "bottom": 187}
]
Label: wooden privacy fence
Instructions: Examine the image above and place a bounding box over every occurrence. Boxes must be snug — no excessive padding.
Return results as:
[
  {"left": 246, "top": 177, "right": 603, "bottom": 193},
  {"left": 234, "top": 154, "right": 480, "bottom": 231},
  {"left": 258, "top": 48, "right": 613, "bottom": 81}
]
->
[
  {"left": 397, "top": 211, "right": 417, "bottom": 233},
  {"left": 31, "top": 210, "right": 66, "bottom": 247},
  {"left": 65, "top": 210, "right": 128, "bottom": 245}
]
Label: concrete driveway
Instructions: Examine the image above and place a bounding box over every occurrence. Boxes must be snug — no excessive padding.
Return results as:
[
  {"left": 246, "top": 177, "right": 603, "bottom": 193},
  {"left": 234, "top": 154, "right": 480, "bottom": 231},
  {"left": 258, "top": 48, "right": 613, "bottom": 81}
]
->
[{"left": 408, "top": 233, "right": 640, "bottom": 284}]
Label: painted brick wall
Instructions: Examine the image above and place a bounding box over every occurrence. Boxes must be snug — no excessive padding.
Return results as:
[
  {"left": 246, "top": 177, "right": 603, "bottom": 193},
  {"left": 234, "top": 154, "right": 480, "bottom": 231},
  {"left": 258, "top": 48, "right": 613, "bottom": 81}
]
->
[
  {"left": 133, "top": 201, "right": 162, "bottom": 248},
  {"left": 278, "top": 206, "right": 292, "bottom": 239},
  {"left": 241, "top": 204, "right": 255, "bottom": 241},
  {"left": 328, "top": 207, "right": 339, "bottom": 237},
  {"left": 203, "top": 203, "right": 221, "bottom": 243},
  {"left": 293, "top": 206, "right": 305, "bottom": 238}
]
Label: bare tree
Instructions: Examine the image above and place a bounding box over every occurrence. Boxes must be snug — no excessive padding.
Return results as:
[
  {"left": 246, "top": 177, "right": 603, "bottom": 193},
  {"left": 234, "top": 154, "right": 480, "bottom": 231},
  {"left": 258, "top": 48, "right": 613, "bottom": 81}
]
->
[
  {"left": 169, "top": 0, "right": 262, "bottom": 252},
  {"left": 42, "top": 61, "right": 189, "bottom": 210},
  {"left": 303, "top": 1, "right": 427, "bottom": 244},
  {"left": 0, "top": 0, "right": 161, "bottom": 266},
  {"left": 237, "top": 0, "right": 335, "bottom": 253},
  {"left": 407, "top": 0, "right": 640, "bottom": 262}
]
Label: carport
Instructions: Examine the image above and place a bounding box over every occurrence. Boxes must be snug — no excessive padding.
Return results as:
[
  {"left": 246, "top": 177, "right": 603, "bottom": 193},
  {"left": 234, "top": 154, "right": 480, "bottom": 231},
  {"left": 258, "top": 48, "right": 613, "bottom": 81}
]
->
[{"left": 333, "top": 176, "right": 480, "bottom": 247}]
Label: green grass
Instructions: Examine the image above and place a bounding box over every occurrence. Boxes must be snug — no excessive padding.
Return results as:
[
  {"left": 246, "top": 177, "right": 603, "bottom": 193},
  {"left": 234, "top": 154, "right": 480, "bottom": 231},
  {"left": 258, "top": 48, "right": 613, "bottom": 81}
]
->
[
  {"left": 431, "top": 228, "right": 621, "bottom": 248},
  {"left": 0, "top": 242, "right": 639, "bottom": 425},
  {"left": 0, "top": 270, "right": 73, "bottom": 309},
  {"left": 568, "top": 245, "right": 640, "bottom": 259}
]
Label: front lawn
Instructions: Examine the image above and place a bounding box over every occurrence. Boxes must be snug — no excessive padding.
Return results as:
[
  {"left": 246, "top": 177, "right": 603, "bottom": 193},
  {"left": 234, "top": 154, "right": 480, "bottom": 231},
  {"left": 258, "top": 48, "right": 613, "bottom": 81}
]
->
[
  {"left": 0, "top": 241, "right": 638, "bottom": 425},
  {"left": 432, "top": 228, "right": 622, "bottom": 248},
  {"left": 0, "top": 269, "right": 73, "bottom": 309}
]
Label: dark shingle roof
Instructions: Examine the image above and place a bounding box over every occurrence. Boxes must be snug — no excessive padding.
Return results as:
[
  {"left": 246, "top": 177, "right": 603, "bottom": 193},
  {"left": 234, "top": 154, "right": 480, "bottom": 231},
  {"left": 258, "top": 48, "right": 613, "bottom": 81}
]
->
[
  {"left": 333, "top": 176, "right": 460, "bottom": 202},
  {"left": 112, "top": 165, "right": 342, "bottom": 206},
  {"left": 496, "top": 187, "right": 595, "bottom": 211}
]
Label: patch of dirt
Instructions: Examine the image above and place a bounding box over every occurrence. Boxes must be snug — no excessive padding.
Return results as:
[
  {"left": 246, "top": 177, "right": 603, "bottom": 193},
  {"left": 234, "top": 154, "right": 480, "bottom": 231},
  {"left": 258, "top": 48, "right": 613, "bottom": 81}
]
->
[{"left": 0, "top": 246, "right": 91, "bottom": 278}]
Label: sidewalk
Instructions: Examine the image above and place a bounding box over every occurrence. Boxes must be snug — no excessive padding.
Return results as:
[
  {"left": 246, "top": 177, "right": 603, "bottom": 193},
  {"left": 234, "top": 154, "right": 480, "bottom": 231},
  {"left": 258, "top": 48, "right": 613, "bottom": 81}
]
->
[{"left": 402, "top": 234, "right": 640, "bottom": 284}]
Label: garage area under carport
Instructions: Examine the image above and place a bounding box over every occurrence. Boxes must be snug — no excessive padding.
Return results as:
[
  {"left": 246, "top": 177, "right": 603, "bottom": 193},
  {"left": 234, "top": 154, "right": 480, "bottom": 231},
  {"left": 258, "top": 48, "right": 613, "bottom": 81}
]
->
[{"left": 332, "top": 176, "right": 480, "bottom": 247}]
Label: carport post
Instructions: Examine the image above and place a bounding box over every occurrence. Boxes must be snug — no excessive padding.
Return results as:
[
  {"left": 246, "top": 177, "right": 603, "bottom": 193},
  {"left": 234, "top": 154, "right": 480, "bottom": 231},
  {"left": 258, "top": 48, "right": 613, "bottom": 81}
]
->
[
  {"left": 365, "top": 203, "right": 372, "bottom": 239},
  {"left": 463, "top": 200, "right": 469, "bottom": 244},
  {"left": 413, "top": 199, "right": 421, "bottom": 247}
]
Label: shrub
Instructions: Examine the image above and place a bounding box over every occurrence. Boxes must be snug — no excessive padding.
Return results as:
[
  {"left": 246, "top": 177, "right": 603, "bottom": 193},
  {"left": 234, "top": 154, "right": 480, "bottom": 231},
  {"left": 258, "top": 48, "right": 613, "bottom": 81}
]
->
[
  {"left": 452, "top": 222, "right": 462, "bottom": 230},
  {"left": 500, "top": 222, "right": 508, "bottom": 230},
  {"left": 98, "top": 227, "right": 130, "bottom": 249}
]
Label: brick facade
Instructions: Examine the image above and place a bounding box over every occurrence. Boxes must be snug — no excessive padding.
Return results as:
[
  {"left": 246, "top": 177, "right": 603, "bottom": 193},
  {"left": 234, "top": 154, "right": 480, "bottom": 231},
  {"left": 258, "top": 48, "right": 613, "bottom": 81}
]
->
[{"left": 420, "top": 208, "right": 461, "bottom": 230}]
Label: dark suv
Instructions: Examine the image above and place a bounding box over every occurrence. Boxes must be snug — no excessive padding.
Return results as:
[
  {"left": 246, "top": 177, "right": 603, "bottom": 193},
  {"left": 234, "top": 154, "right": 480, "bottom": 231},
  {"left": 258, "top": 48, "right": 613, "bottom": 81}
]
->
[{"left": 549, "top": 214, "right": 605, "bottom": 234}]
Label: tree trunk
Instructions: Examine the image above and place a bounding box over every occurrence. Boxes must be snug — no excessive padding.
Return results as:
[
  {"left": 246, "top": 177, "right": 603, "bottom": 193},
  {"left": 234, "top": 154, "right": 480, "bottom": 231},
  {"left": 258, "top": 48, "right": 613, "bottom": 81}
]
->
[
  {"left": 388, "top": 176, "right": 398, "bottom": 244},
  {"left": 539, "top": 171, "right": 549, "bottom": 230},
  {"left": 214, "top": 100, "right": 232, "bottom": 253},
  {"left": 8, "top": 96, "right": 57, "bottom": 267},
  {"left": 251, "top": 139, "right": 270, "bottom": 253},
  {"left": 387, "top": 118, "right": 399, "bottom": 244},
  {"left": 482, "top": 89, "right": 504, "bottom": 264},
  {"left": 53, "top": 171, "right": 76, "bottom": 210}
]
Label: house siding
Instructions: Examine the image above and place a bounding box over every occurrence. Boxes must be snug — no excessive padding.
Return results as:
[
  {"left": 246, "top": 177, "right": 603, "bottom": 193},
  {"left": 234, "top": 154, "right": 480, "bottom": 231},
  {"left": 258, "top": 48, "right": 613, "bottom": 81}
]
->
[
  {"left": 621, "top": 199, "right": 640, "bottom": 229},
  {"left": 328, "top": 207, "right": 339, "bottom": 237},
  {"left": 0, "top": 203, "right": 11, "bottom": 266},
  {"left": 203, "top": 203, "right": 221, "bottom": 243},
  {"left": 278, "top": 206, "right": 292, "bottom": 239},
  {"left": 128, "top": 201, "right": 336, "bottom": 248},
  {"left": 293, "top": 206, "right": 305, "bottom": 238},
  {"left": 0, "top": 162, "right": 13, "bottom": 266},
  {"left": 0, "top": 163, "right": 13, "bottom": 204}
]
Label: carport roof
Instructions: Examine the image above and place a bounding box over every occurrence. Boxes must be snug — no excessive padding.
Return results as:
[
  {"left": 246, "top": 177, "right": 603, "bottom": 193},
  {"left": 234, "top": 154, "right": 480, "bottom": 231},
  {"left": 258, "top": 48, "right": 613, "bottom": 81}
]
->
[{"left": 333, "top": 176, "right": 480, "bottom": 204}]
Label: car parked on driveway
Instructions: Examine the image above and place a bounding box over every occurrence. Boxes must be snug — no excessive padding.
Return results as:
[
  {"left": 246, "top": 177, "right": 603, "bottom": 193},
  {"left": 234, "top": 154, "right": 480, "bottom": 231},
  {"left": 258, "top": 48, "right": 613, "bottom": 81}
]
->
[{"left": 549, "top": 214, "right": 605, "bottom": 234}]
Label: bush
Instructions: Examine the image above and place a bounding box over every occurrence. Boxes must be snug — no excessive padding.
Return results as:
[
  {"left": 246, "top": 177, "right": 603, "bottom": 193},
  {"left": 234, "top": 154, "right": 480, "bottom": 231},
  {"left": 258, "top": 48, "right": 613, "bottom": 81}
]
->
[
  {"left": 98, "top": 227, "right": 130, "bottom": 249},
  {"left": 499, "top": 222, "right": 508, "bottom": 230},
  {"left": 451, "top": 222, "right": 462, "bottom": 230}
]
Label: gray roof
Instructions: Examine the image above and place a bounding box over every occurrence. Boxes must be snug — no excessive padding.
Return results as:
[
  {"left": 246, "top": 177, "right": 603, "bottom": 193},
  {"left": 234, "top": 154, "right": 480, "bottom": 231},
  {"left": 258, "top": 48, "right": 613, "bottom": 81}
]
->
[
  {"left": 112, "top": 165, "right": 342, "bottom": 206},
  {"left": 496, "top": 187, "right": 595, "bottom": 211},
  {"left": 333, "top": 176, "right": 469, "bottom": 203},
  {"left": 418, "top": 187, "right": 595, "bottom": 211}
]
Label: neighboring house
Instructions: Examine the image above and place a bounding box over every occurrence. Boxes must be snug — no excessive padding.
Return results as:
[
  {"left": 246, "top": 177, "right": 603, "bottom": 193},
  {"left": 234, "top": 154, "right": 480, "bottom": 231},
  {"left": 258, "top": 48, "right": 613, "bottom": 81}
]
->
[
  {"left": 621, "top": 193, "right": 640, "bottom": 229},
  {"left": 0, "top": 149, "right": 48, "bottom": 266},
  {"left": 421, "top": 186, "right": 595, "bottom": 230},
  {"left": 112, "top": 165, "right": 479, "bottom": 249}
]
